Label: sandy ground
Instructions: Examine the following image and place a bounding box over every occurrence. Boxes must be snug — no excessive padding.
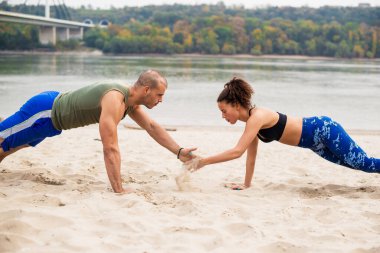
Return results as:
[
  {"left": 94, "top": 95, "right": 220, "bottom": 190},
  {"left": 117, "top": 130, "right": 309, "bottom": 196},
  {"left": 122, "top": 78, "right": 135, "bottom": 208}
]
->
[{"left": 0, "top": 125, "right": 379, "bottom": 253}]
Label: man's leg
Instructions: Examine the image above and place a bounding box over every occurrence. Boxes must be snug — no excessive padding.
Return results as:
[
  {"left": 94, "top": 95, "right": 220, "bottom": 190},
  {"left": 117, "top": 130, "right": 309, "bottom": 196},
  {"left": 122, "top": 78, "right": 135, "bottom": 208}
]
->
[
  {"left": 0, "top": 144, "right": 29, "bottom": 163},
  {"left": 0, "top": 91, "right": 61, "bottom": 160}
]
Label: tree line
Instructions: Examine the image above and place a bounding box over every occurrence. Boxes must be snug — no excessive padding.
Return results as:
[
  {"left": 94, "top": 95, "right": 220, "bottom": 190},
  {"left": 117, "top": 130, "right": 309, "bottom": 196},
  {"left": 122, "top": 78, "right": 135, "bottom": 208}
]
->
[{"left": 1, "top": 1, "right": 379, "bottom": 58}]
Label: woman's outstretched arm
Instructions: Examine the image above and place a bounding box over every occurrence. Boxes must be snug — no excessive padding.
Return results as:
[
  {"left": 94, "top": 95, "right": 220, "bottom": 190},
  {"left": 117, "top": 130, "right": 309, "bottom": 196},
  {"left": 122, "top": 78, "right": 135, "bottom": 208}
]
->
[{"left": 198, "top": 115, "right": 262, "bottom": 168}]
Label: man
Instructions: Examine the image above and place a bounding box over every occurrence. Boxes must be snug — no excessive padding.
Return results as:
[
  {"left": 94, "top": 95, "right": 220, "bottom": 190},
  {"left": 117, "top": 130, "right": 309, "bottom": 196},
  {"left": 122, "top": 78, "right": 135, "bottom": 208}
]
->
[{"left": 0, "top": 70, "right": 195, "bottom": 193}]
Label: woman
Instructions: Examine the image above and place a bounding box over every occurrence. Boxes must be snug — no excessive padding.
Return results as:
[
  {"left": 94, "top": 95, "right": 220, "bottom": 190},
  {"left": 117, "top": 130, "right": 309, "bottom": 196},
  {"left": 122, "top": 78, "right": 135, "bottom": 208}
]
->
[{"left": 194, "top": 77, "right": 379, "bottom": 190}]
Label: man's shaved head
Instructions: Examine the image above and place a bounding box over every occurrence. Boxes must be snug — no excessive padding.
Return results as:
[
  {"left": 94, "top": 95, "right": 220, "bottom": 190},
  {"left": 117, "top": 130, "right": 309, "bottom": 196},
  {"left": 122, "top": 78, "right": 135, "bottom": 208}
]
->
[{"left": 135, "top": 70, "right": 167, "bottom": 89}]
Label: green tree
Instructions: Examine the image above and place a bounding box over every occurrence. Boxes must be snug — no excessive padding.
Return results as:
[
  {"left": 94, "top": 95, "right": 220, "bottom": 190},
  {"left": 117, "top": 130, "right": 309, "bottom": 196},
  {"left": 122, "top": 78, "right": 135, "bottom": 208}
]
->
[
  {"left": 305, "top": 39, "right": 317, "bottom": 56},
  {"left": 250, "top": 45, "right": 262, "bottom": 55},
  {"left": 283, "top": 40, "right": 299, "bottom": 54},
  {"left": 263, "top": 39, "right": 273, "bottom": 54},
  {"left": 221, "top": 43, "right": 236, "bottom": 54},
  {"left": 324, "top": 42, "right": 338, "bottom": 56},
  {"left": 195, "top": 28, "right": 220, "bottom": 54},
  {"left": 231, "top": 16, "right": 249, "bottom": 53},
  {"left": 214, "top": 25, "right": 232, "bottom": 50},
  {"left": 335, "top": 40, "right": 351, "bottom": 57},
  {"left": 173, "top": 33, "right": 184, "bottom": 44},
  {"left": 353, "top": 44, "right": 365, "bottom": 57},
  {"left": 370, "top": 29, "right": 377, "bottom": 58},
  {"left": 84, "top": 28, "right": 109, "bottom": 49},
  {"left": 323, "top": 22, "right": 343, "bottom": 42},
  {"left": 250, "top": 28, "right": 264, "bottom": 53},
  {"left": 173, "top": 20, "right": 193, "bottom": 52}
]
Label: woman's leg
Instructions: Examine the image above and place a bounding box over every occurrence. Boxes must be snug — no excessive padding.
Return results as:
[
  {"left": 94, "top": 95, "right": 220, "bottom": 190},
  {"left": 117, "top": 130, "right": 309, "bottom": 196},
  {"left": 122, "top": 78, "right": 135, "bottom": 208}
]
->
[
  {"left": 299, "top": 116, "right": 379, "bottom": 173},
  {"left": 311, "top": 146, "right": 351, "bottom": 168},
  {"left": 318, "top": 117, "right": 379, "bottom": 172}
]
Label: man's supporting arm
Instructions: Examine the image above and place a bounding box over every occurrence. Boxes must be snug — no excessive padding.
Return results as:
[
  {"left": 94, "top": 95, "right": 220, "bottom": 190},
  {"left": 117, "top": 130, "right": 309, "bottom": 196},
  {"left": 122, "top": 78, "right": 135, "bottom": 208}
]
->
[{"left": 99, "top": 91, "right": 126, "bottom": 193}]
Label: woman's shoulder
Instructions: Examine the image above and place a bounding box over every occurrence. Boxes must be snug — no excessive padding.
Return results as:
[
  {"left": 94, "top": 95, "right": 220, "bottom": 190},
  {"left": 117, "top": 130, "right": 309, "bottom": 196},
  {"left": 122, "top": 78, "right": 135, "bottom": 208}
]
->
[
  {"left": 252, "top": 106, "right": 276, "bottom": 117},
  {"left": 249, "top": 107, "right": 278, "bottom": 127}
]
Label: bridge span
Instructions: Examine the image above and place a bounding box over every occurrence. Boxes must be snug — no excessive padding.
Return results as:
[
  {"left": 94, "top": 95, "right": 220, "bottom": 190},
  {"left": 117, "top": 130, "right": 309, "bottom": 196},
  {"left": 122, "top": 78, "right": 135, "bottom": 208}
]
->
[{"left": 0, "top": 10, "right": 95, "bottom": 45}]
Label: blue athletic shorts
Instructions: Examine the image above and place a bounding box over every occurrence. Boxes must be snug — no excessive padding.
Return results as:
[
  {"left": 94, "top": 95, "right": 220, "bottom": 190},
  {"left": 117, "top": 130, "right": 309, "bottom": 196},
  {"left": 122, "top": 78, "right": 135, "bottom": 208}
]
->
[{"left": 0, "top": 91, "right": 62, "bottom": 152}]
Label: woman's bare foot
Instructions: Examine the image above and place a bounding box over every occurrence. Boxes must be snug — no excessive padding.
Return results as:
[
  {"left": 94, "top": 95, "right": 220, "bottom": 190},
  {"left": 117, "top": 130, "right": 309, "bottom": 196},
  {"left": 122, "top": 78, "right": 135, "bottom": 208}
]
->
[{"left": 224, "top": 183, "right": 248, "bottom": 190}]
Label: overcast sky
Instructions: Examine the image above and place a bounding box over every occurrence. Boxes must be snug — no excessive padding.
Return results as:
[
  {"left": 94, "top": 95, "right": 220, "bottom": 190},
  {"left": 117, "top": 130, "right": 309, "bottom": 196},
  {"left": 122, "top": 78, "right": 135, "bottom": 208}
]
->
[{"left": 9, "top": 0, "right": 380, "bottom": 9}]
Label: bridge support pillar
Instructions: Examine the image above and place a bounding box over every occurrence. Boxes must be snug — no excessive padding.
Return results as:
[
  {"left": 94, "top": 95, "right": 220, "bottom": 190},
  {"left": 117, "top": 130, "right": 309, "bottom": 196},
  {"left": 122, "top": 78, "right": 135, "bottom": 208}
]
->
[
  {"left": 39, "top": 26, "right": 56, "bottom": 45},
  {"left": 57, "top": 27, "right": 69, "bottom": 41},
  {"left": 39, "top": 27, "right": 84, "bottom": 45},
  {"left": 69, "top": 27, "right": 83, "bottom": 40}
]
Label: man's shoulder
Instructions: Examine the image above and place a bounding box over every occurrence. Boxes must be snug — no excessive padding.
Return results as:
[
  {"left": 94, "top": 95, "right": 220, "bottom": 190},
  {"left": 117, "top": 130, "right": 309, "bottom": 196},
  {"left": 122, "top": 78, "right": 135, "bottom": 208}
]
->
[
  {"left": 93, "top": 81, "right": 127, "bottom": 87},
  {"left": 102, "top": 89, "right": 125, "bottom": 100}
]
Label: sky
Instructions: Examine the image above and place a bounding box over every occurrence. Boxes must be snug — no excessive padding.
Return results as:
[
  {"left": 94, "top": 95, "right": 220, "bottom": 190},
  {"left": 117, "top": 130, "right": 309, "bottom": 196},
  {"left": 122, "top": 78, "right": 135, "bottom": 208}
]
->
[{"left": 8, "top": 0, "right": 380, "bottom": 9}]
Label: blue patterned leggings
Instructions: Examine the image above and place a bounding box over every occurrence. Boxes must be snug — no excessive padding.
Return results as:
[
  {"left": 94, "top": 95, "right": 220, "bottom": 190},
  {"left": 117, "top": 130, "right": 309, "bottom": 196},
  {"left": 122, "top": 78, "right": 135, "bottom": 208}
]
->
[{"left": 298, "top": 116, "right": 379, "bottom": 173}]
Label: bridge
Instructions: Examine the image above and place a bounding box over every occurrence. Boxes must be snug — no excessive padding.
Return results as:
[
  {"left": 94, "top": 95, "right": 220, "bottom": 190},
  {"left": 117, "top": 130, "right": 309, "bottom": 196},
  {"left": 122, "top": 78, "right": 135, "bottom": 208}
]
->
[{"left": 0, "top": 2, "right": 96, "bottom": 45}]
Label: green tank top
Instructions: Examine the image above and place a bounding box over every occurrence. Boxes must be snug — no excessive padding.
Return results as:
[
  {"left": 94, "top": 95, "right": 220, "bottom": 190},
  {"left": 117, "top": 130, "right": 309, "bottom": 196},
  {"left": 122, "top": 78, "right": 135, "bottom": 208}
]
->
[{"left": 51, "top": 83, "right": 134, "bottom": 130}]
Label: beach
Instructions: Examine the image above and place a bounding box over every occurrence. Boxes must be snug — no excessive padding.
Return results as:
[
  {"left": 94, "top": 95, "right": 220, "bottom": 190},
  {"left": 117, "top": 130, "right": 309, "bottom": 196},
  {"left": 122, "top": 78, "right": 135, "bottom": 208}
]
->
[{"left": 1, "top": 125, "right": 379, "bottom": 253}]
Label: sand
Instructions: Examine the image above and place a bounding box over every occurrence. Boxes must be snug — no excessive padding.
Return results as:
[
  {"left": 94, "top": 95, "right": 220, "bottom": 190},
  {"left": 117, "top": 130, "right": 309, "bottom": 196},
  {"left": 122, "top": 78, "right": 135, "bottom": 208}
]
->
[
  {"left": 0, "top": 125, "right": 379, "bottom": 253},
  {"left": 175, "top": 157, "right": 201, "bottom": 191}
]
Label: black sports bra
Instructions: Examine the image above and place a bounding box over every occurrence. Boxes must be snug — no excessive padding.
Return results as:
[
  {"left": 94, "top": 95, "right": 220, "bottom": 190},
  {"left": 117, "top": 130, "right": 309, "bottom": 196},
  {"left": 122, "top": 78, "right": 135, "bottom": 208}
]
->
[{"left": 249, "top": 108, "right": 287, "bottom": 143}]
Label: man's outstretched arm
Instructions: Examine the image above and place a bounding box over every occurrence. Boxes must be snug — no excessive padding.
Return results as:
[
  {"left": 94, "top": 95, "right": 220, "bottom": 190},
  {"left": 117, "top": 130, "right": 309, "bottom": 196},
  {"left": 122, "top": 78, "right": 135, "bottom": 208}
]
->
[{"left": 129, "top": 106, "right": 196, "bottom": 161}]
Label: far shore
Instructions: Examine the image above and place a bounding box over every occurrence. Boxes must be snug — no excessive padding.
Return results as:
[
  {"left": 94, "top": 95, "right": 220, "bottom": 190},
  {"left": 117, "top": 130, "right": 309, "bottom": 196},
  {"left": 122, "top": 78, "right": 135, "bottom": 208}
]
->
[{"left": 1, "top": 49, "right": 379, "bottom": 62}]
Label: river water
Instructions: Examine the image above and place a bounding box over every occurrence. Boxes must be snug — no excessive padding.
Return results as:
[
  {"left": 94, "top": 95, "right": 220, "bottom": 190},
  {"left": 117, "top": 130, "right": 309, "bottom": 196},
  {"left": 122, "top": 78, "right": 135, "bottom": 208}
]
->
[{"left": 0, "top": 54, "right": 379, "bottom": 130}]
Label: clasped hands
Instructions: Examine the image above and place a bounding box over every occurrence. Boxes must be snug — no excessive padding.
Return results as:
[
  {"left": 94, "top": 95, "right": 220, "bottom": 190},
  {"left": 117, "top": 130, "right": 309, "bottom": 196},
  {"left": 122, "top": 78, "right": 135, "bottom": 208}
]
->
[
  {"left": 178, "top": 147, "right": 204, "bottom": 171},
  {"left": 180, "top": 151, "right": 249, "bottom": 191},
  {"left": 181, "top": 153, "right": 204, "bottom": 172}
]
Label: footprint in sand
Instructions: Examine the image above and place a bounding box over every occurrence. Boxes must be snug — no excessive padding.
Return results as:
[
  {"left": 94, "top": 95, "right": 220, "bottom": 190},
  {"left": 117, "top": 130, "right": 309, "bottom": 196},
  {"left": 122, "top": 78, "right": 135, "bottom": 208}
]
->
[
  {"left": 135, "top": 189, "right": 198, "bottom": 213},
  {"left": 18, "top": 194, "right": 66, "bottom": 207},
  {"left": 123, "top": 170, "right": 169, "bottom": 185},
  {"left": 65, "top": 174, "right": 102, "bottom": 185},
  {"left": 298, "top": 184, "right": 380, "bottom": 199},
  {"left": 21, "top": 160, "right": 34, "bottom": 167},
  {"left": 135, "top": 189, "right": 170, "bottom": 205},
  {"left": 1, "top": 169, "right": 66, "bottom": 186},
  {"left": 22, "top": 172, "right": 66, "bottom": 185}
]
